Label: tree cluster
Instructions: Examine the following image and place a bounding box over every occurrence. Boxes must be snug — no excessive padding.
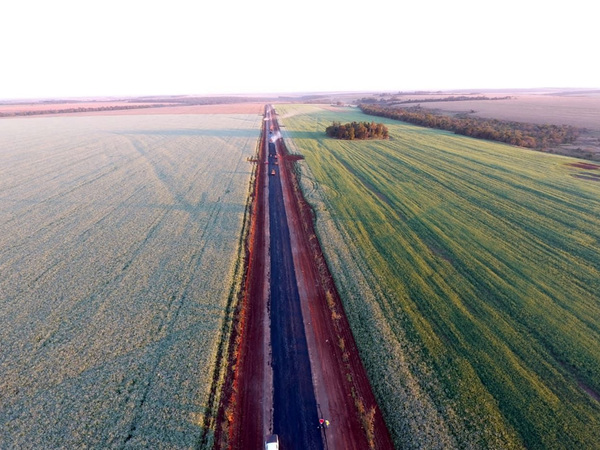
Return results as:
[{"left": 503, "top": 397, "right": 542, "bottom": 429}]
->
[
  {"left": 359, "top": 104, "right": 579, "bottom": 149},
  {"left": 326, "top": 121, "right": 389, "bottom": 140}
]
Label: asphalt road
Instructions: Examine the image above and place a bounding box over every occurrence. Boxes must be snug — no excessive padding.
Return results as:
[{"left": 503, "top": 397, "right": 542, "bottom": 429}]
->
[
  {"left": 268, "top": 138, "right": 323, "bottom": 450},
  {"left": 229, "top": 106, "right": 392, "bottom": 449}
]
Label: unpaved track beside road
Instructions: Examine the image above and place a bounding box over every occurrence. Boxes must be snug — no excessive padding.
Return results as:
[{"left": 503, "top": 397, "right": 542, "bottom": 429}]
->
[
  {"left": 221, "top": 105, "right": 393, "bottom": 449},
  {"left": 274, "top": 110, "right": 394, "bottom": 450}
]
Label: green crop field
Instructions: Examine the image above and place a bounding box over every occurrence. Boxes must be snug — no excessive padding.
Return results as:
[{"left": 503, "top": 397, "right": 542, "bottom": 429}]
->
[
  {"left": 278, "top": 104, "right": 600, "bottom": 449},
  {"left": 0, "top": 112, "right": 261, "bottom": 448}
]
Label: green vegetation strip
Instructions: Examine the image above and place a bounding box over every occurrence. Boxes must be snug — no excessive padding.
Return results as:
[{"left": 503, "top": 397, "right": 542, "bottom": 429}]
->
[{"left": 278, "top": 104, "right": 600, "bottom": 449}]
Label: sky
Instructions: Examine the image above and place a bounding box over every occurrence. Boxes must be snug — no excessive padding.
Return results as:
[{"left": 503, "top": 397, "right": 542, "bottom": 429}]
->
[{"left": 1, "top": 0, "right": 597, "bottom": 100}]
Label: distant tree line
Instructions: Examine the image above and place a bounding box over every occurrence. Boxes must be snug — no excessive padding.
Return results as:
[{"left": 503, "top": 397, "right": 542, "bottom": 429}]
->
[
  {"left": 392, "top": 95, "right": 512, "bottom": 105},
  {"left": 0, "top": 104, "right": 161, "bottom": 117},
  {"left": 326, "top": 121, "right": 389, "bottom": 140},
  {"left": 359, "top": 104, "right": 580, "bottom": 149},
  {"left": 357, "top": 95, "right": 510, "bottom": 105},
  {"left": 357, "top": 97, "right": 391, "bottom": 104},
  {"left": 0, "top": 96, "right": 271, "bottom": 117}
]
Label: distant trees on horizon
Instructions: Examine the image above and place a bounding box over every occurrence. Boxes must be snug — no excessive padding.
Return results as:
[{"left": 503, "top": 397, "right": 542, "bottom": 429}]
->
[
  {"left": 358, "top": 95, "right": 511, "bottom": 105},
  {"left": 359, "top": 104, "right": 580, "bottom": 149},
  {"left": 0, "top": 104, "right": 160, "bottom": 118},
  {"left": 326, "top": 121, "right": 389, "bottom": 140}
]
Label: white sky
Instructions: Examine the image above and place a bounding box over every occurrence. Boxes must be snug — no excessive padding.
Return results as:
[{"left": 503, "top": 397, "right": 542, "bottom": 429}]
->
[{"left": 1, "top": 0, "right": 597, "bottom": 99}]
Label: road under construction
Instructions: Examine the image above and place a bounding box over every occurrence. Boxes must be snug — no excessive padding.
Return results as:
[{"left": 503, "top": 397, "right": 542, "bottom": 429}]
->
[{"left": 220, "top": 105, "right": 393, "bottom": 450}]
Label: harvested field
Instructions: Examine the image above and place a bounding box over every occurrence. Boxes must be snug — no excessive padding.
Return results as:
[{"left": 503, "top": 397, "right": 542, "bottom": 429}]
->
[
  {"left": 0, "top": 102, "right": 265, "bottom": 117},
  {"left": 0, "top": 102, "right": 157, "bottom": 116},
  {"left": 386, "top": 93, "right": 600, "bottom": 128},
  {"left": 278, "top": 104, "right": 600, "bottom": 449},
  {"left": 145, "top": 103, "right": 266, "bottom": 115},
  {"left": 63, "top": 103, "right": 267, "bottom": 117},
  {"left": 403, "top": 93, "right": 600, "bottom": 160},
  {"left": 0, "top": 112, "right": 261, "bottom": 448}
]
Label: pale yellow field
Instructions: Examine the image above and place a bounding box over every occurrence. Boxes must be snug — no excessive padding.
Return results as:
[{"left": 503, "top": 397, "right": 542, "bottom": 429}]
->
[
  {"left": 0, "top": 102, "right": 265, "bottom": 117},
  {"left": 0, "top": 112, "right": 261, "bottom": 448}
]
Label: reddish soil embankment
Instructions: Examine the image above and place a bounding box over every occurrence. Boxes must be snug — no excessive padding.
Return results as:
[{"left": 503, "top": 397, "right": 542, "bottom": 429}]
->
[
  {"left": 274, "top": 119, "right": 394, "bottom": 449},
  {"left": 215, "top": 106, "right": 393, "bottom": 449},
  {"left": 212, "top": 108, "right": 270, "bottom": 449}
]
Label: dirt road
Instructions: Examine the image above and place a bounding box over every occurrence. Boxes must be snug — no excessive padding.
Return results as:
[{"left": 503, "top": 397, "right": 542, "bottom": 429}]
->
[{"left": 220, "top": 105, "right": 393, "bottom": 449}]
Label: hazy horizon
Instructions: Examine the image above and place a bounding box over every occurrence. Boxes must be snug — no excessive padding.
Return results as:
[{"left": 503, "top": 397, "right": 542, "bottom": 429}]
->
[
  {"left": 4, "top": 86, "right": 600, "bottom": 104},
  {"left": 2, "top": 0, "right": 597, "bottom": 100}
]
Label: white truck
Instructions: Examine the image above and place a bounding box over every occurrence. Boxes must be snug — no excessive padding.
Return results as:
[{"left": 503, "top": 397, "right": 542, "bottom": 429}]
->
[{"left": 265, "top": 434, "right": 279, "bottom": 450}]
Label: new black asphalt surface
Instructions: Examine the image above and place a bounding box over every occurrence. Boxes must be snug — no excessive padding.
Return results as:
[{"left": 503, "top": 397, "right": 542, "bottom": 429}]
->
[{"left": 268, "top": 141, "right": 323, "bottom": 450}]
